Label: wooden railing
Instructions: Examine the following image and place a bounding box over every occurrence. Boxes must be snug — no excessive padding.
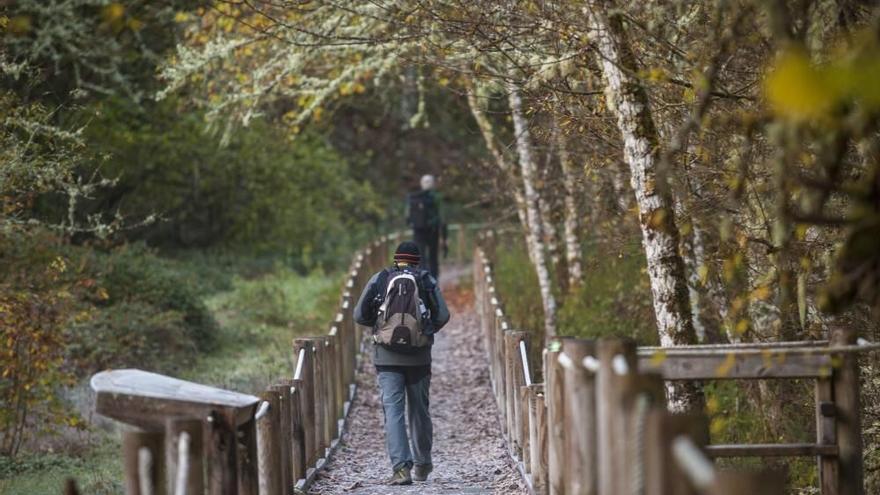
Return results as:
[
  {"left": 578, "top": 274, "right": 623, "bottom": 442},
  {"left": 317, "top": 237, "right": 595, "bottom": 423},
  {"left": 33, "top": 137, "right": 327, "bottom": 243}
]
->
[
  {"left": 474, "top": 236, "right": 868, "bottom": 495},
  {"left": 89, "top": 234, "right": 401, "bottom": 495}
]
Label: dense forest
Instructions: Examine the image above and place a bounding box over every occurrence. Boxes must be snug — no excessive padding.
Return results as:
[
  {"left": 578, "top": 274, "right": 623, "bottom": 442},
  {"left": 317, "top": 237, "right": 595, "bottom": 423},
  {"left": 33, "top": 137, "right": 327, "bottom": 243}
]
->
[{"left": 3, "top": 1, "right": 880, "bottom": 493}]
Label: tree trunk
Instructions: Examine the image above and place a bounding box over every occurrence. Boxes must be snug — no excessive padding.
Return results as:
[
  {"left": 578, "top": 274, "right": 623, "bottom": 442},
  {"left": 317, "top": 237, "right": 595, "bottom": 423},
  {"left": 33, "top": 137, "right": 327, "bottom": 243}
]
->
[
  {"left": 554, "top": 121, "right": 585, "bottom": 289},
  {"left": 465, "top": 82, "right": 530, "bottom": 235},
  {"left": 584, "top": 5, "right": 701, "bottom": 408},
  {"left": 508, "top": 84, "right": 558, "bottom": 338}
]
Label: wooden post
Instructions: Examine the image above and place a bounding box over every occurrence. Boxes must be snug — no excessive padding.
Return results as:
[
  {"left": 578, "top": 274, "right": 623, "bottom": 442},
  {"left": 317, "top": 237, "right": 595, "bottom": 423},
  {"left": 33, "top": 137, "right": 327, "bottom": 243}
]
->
[
  {"left": 831, "top": 327, "right": 864, "bottom": 495},
  {"left": 256, "top": 394, "right": 283, "bottom": 495},
  {"left": 620, "top": 373, "right": 666, "bottom": 495},
  {"left": 205, "top": 411, "right": 239, "bottom": 495},
  {"left": 709, "top": 471, "right": 786, "bottom": 495},
  {"left": 520, "top": 384, "right": 532, "bottom": 473},
  {"left": 529, "top": 384, "right": 548, "bottom": 495},
  {"left": 546, "top": 339, "right": 566, "bottom": 495},
  {"left": 165, "top": 418, "right": 204, "bottom": 495},
  {"left": 236, "top": 418, "right": 259, "bottom": 495},
  {"left": 562, "top": 339, "right": 597, "bottom": 495},
  {"left": 310, "top": 337, "right": 329, "bottom": 457},
  {"left": 596, "top": 337, "right": 637, "bottom": 495},
  {"left": 510, "top": 331, "right": 529, "bottom": 458},
  {"left": 123, "top": 430, "right": 165, "bottom": 495},
  {"left": 268, "top": 385, "right": 292, "bottom": 494},
  {"left": 644, "top": 411, "right": 707, "bottom": 495},
  {"left": 496, "top": 308, "right": 508, "bottom": 424},
  {"left": 319, "top": 337, "right": 335, "bottom": 449},
  {"left": 290, "top": 381, "right": 306, "bottom": 484},
  {"left": 815, "top": 375, "right": 838, "bottom": 495},
  {"left": 292, "top": 339, "right": 316, "bottom": 466}
]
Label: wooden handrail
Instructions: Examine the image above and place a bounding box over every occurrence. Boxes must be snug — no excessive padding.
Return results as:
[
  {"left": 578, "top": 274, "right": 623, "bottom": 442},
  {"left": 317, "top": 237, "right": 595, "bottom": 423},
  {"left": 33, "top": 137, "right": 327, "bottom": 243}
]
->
[{"left": 473, "top": 232, "right": 868, "bottom": 495}]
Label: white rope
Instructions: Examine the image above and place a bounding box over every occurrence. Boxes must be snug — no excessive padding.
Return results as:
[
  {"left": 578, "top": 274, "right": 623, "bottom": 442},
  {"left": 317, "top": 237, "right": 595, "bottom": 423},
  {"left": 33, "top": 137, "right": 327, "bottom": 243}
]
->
[
  {"left": 582, "top": 356, "right": 600, "bottom": 372},
  {"left": 491, "top": 297, "right": 498, "bottom": 306},
  {"left": 294, "top": 348, "right": 306, "bottom": 380},
  {"left": 174, "top": 432, "right": 191, "bottom": 495},
  {"left": 520, "top": 340, "right": 532, "bottom": 386},
  {"left": 612, "top": 354, "right": 630, "bottom": 375},
  {"left": 138, "top": 446, "right": 154, "bottom": 495},
  {"left": 254, "top": 401, "right": 270, "bottom": 421},
  {"left": 672, "top": 436, "right": 716, "bottom": 490},
  {"left": 557, "top": 352, "right": 576, "bottom": 370}
]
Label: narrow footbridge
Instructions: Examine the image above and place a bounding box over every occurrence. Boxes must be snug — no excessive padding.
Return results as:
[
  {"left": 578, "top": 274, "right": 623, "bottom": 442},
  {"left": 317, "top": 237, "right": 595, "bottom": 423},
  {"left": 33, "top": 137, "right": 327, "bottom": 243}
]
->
[{"left": 84, "top": 227, "right": 872, "bottom": 495}]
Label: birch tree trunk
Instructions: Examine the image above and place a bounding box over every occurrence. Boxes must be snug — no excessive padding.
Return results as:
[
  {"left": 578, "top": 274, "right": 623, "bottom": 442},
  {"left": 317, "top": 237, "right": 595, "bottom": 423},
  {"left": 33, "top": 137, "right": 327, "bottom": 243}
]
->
[
  {"left": 554, "top": 122, "right": 584, "bottom": 289},
  {"left": 508, "top": 84, "right": 558, "bottom": 338},
  {"left": 465, "top": 82, "right": 530, "bottom": 235},
  {"left": 584, "top": 4, "right": 701, "bottom": 408}
]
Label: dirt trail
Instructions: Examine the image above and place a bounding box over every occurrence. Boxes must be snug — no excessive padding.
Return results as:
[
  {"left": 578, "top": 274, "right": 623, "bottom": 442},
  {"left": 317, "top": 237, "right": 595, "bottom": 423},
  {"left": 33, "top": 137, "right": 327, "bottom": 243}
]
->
[{"left": 308, "top": 265, "right": 527, "bottom": 495}]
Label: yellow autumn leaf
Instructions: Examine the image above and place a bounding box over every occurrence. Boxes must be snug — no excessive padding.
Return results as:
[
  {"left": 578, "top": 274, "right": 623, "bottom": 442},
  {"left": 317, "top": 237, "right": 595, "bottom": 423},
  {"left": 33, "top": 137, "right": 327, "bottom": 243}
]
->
[
  {"left": 697, "top": 265, "right": 709, "bottom": 286},
  {"left": 716, "top": 353, "right": 736, "bottom": 377},
  {"left": 101, "top": 3, "right": 125, "bottom": 24},
  {"left": 765, "top": 50, "right": 833, "bottom": 121},
  {"left": 750, "top": 285, "right": 771, "bottom": 301}
]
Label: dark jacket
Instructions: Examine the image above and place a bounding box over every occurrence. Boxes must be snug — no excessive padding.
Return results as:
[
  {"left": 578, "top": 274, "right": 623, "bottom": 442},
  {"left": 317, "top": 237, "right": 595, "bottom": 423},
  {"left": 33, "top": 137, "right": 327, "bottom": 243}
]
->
[{"left": 353, "top": 266, "right": 450, "bottom": 366}]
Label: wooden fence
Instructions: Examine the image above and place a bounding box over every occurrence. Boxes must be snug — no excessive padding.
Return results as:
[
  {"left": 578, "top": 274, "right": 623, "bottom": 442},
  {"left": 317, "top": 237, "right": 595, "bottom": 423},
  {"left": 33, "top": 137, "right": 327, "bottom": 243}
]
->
[
  {"left": 88, "top": 234, "right": 402, "bottom": 495},
  {"left": 474, "top": 237, "right": 867, "bottom": 495}
]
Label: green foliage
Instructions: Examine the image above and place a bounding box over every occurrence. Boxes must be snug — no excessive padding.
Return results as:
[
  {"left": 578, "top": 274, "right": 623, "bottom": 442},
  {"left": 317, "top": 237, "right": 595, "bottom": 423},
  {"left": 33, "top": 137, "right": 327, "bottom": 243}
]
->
[
  {"left": 493, "top": 235, "right": 657, "bottom": 343},
  {"left": 75, "top": 97, "right": 384, "bottom": 269},
  {"left": 63, "top": 242, "right": 217, "bottom": 375},
  {"left": 183, "top": 267, "right": 341, "bottom": 393}
]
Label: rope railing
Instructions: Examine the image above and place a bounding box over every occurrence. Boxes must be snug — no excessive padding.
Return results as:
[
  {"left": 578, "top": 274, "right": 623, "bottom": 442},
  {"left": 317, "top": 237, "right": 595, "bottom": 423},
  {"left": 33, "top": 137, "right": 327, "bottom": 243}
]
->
[{"left": 473, "top": 229, "right": 866, "bottom": 495}]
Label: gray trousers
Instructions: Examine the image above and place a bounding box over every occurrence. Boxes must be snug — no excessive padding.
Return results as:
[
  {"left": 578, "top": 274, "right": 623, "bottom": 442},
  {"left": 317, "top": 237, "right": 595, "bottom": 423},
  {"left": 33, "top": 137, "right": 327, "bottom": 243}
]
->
[{"left": 376, "top": 366, "right": 433, "bottom": 471}]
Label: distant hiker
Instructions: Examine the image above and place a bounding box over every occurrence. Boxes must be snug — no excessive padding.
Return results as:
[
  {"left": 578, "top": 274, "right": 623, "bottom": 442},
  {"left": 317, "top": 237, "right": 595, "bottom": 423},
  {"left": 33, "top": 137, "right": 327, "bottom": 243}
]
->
[
  {"left": 406, "top": 174, "right": 447, "bottom": 278},
  {"left": 354, "top": 241, "right": 451, "bottom": 485}
]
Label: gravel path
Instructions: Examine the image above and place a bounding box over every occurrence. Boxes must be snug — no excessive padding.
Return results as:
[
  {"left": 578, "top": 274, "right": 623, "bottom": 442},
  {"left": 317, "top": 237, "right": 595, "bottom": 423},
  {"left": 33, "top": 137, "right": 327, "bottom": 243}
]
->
[{"left": 308, "top": 266, "right": 527, "bottom": 495}]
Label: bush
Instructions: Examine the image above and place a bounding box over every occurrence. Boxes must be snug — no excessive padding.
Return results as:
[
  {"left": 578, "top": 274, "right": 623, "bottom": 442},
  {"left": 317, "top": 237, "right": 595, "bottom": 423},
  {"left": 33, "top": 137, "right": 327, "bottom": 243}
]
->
[
  {"left": 64, "top": 242, "right": 217, "bottom": 374},
  {"left": 492, "top": 235, "right": 657, "bottom": 344}
]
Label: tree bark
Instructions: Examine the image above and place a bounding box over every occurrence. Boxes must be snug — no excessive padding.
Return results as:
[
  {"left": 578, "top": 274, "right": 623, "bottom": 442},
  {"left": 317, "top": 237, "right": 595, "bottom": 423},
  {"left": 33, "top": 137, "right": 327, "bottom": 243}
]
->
[
  {"left": 508, "top": 84, "right": 558, "bottom": 338},
  {"left": 553, "top": 121, "right": 585, "bottom": 289},
  {"left": 584, "top": 4, "right": 701, "bottom": 408}
]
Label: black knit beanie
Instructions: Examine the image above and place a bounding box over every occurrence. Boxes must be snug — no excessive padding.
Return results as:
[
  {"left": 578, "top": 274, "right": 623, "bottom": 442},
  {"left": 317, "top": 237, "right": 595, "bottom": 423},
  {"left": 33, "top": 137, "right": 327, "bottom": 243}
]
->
[{"left": 394, "top": 241, "right": 421, "bottom": 265}]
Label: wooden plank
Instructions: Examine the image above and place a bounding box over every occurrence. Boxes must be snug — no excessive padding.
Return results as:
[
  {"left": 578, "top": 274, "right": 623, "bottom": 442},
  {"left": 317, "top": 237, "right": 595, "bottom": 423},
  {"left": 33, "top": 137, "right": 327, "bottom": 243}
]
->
[
  {"left": 290, "top": 383, "right": 306, "bottom": 486},
  {"left": 91, "top": 369, "right": 260, "bottom": 430},
  {"left": 638, "top": 352, "right": 832, "bottom": 380},
  {"left": 644, "top": 412, "right": 707, "bottom": 495},
  {"left": 708, "top": 471, "right": 786, "bottom": 495},
  {"left": 293, "top": 339, "right": 317, "bottom": 466},
  {"left": 165, "top": 418, "right": 203, "bottom": 495},
  {"left": 562, "top": 339, "right": 597, "bottom": 495},
  {"left": 268, "top": 385, "right": 292, "bottom": 495},
  {"left": 596, "top": 338, "right": 637, "bottom": 495},
  {"left": 705, "top": 443, "right": 838, "bottom": 457},
  {"left": 815, "top": 377, "right": 839, "bottom": 495},
  {"left": 529, "top": 386, "right": 548, "bottom": 495},
  {"left": 256, "top": 392, "right": 283, "bottom": 495},
  {"left": 123, "top": 430, "right": 165, "bottom": 495},
  {"left": 237, "top": 418, "right": 259, "bottom": 495},
  {"left": 831, "top": 327, "right": 864, "bottom": 495},
  {"left": 520, "top": 385, "right": 531, "bottom": 473},
  {"left": 205, "top": 410, "right": 238, "bottom": 495},
  {"left": 545, "top": 342, "right": 565, "bottom": 495}
]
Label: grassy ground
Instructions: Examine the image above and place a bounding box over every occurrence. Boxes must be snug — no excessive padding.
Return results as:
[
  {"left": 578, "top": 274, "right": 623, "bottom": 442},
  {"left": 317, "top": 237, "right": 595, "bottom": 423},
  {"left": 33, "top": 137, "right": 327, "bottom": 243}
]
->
[{"left": 0, "top": 262, "right": 341, "bottom": 495}]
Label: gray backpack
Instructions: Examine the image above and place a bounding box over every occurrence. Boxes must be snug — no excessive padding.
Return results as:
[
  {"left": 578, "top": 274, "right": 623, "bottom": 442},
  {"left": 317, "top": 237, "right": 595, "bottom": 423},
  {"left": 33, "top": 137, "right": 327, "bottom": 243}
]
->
[{"left": 374, "top": 270, "right": 431, "bottom": 353}]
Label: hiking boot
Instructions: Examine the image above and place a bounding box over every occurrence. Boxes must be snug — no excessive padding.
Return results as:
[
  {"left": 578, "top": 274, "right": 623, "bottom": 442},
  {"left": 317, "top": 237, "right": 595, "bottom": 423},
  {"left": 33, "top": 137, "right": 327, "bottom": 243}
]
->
[
  {"left": 412, "top": 463, "right": 433, "bottom": 482},
  {"left": 387, "top": 466, "right": 412, "bottom": 485}
]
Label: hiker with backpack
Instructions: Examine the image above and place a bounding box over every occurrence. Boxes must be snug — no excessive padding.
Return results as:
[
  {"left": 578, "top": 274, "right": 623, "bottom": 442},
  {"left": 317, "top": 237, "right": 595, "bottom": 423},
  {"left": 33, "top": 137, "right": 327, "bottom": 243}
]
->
[
  {"left": 353, "top": 241, "right": 450, "bottom": 485},
  {"left": 406, "top": 174, "right": 447, "bottom": 278}
]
